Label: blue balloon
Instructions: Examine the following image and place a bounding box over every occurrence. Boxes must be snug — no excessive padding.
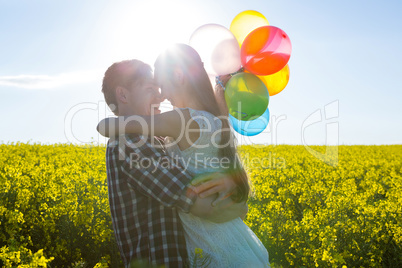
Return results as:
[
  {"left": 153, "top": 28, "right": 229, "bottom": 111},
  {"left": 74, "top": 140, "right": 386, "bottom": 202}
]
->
[{"left": 229, "top": 107, "right": 270, "bottom": 136}]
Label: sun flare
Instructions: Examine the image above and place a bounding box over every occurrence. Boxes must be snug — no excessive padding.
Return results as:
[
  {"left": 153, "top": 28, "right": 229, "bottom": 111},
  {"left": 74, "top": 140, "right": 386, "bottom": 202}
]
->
[{"left": 106, "top": 0, "right": 201, "bottom": 67}]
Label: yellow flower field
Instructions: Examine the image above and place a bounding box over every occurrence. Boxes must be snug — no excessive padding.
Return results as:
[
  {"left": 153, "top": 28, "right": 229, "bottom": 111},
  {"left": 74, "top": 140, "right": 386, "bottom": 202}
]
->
[{"left": 0, "top": 143, "right": 401, "bottom": 267}]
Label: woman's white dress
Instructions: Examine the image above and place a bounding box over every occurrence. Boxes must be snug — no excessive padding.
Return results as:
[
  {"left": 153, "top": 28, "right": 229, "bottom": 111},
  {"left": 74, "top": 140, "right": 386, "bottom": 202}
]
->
[{"left": 165, "top": 108, "right": 270, "bottom": 267}]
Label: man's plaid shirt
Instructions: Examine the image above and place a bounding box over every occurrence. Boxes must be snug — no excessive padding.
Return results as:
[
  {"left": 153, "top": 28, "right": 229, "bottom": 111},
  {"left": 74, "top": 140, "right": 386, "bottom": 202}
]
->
[{"left": 105, "top": 134, "right": 197, "bottom": 267}]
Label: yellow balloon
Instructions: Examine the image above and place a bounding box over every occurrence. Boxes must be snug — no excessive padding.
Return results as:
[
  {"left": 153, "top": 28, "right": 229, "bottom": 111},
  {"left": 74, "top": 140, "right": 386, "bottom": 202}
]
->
[
  {"left": 230, "top": 10, "right": 269, "bottom": 48},
  {"left": 257, "top": 64, "right": 290, "bottom": 96}
]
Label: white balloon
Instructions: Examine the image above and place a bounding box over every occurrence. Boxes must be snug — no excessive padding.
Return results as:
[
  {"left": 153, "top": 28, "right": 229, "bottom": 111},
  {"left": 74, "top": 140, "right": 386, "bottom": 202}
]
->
[{"left": 189, "top": 24, "right": 241, "bottom": 76}]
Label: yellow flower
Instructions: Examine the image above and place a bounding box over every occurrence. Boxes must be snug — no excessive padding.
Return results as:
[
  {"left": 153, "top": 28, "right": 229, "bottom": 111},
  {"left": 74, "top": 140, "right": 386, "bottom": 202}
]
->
[{"left": 194, "top": 248, "right": 203, "bottom": 255}]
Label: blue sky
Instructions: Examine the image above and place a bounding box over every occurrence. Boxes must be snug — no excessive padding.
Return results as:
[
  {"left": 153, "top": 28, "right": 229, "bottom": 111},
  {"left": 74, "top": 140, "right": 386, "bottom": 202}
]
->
[{"left": 1, "top": 0, "right": 401, "bottom": 145}]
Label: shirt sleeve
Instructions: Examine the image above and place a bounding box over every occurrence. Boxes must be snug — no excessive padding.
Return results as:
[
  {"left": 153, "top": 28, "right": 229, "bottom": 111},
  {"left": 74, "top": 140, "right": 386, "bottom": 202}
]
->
[{"left": 118, "top": 135, "right": 197, "bottom": 213}]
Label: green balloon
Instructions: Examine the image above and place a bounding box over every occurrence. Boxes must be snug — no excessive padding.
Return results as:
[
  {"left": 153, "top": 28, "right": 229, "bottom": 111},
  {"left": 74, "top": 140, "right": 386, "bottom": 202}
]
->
[{"left": 224, "top": 73, "right": 269, "bottom": 121}]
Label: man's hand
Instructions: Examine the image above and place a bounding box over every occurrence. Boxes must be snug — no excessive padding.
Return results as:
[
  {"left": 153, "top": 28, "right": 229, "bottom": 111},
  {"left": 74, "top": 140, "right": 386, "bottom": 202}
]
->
[
  {"left": 207, "top": 201, "right": 248, "bottom": 223},
  {"left": 192, "top": 173, "right": 237, "bottom": 207}
]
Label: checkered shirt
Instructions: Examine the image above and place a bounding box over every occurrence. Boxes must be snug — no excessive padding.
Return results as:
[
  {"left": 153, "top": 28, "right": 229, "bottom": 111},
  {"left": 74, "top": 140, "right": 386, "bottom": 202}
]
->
[{"left": 105, "top": 134, "right": 196, "bottom": 267}]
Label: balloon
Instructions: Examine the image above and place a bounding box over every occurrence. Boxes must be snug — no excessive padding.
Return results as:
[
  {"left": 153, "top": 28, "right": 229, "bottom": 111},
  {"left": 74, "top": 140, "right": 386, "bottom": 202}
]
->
[
  {"left": 230, "top": 10, "right": 269, "bottom": 48},
  {"left": 241, "top": 26, "right": 292, "bottom": 76},
  {"left": 257, "top": 64, "right": 290, "bottom": 96},
  {"left": 224, "top": 72, "right": 269, "bottom": 121},
  {"left": 229, "top": 107, "right": 270, "bottom": 136},
  {"left": 189, "top": 23, "right": 241, "bottom": 76}
]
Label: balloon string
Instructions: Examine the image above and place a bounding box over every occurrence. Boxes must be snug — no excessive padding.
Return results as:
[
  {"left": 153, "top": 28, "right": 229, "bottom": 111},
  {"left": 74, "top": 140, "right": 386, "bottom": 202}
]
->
[
  {"left": 215, "top": 77, "right": 226, "bottom": 90},
  {"left": 231, "top": 67, "right": 244, "bottom": 76}
]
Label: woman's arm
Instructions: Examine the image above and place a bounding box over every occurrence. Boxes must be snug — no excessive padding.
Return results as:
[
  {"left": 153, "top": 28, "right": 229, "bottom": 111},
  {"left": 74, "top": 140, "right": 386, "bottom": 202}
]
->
[{"left": 97, "top": 109, "right": 186, "bottom": 139}]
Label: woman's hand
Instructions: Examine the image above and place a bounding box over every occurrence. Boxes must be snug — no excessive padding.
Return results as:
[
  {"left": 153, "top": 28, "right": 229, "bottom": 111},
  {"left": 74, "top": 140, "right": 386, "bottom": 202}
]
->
[{"left": 214, "top": 74, "right": 231, "bottom": 115}]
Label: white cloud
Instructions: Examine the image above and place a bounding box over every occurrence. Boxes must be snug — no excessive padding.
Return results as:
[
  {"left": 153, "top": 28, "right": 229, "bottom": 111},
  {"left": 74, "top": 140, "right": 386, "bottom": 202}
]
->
[{"left": 0, "top": 70, "right": 103, "bottom": 89}]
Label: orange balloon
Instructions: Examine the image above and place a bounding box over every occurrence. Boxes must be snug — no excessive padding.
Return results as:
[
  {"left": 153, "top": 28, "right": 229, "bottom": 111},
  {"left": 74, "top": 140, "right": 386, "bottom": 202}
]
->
[
  {"left": 257, "top": 64, "right": 290, "bottom": 96},
  {"left": 241, "top": 26, "right": 292, "bottom": 76},
  {"left": 230, "top": 10, "right": 269, "bottom": 48}
]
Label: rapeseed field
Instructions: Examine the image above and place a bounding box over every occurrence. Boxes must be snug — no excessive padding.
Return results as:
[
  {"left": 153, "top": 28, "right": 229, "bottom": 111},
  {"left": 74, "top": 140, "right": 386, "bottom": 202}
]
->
[{"left": 0, "top": 143, "right": 401, "bottom": 267}]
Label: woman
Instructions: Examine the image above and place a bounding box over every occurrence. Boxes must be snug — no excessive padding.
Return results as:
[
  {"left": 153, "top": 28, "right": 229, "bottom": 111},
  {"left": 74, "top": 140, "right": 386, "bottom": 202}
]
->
[{"left": 98, "top": 44, "right": 270, "bottom": 267}]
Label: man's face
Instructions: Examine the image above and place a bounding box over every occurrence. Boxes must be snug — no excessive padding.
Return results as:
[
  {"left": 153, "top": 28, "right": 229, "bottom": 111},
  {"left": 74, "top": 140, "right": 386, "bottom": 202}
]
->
[{"left": 128, "top": 77, "right": 163, "bottom": 116}]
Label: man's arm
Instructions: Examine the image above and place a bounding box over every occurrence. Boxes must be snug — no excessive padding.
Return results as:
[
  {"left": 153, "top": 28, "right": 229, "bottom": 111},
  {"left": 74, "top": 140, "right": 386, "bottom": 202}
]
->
[
  {"left": 119, "top": 135, "right": 196, "bottom": 212},
  {"left": 189, "top": 172, "right": 246, "bottom": 223},
  {"left": 119, "top": 135, "right": 243, "bottom": 219},
  {"left": 191, "top": 172, "right": 238, "bottom": 206},
  {"left": 191, "top": 195, "right": 248, "bottom": 223}
]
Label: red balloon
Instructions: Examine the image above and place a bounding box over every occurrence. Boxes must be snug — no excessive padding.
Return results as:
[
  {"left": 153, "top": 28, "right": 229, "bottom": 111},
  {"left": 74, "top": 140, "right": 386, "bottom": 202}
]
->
[{"left": 241, "top": 26, "right": 291, "bottom": 76}]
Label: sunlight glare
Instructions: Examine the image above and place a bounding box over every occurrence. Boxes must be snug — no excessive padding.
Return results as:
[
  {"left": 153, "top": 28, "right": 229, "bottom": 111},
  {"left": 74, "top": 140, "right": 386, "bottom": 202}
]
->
[
  {"left": 101, "top": 0, "right": 206, "bottom": 112},
  {"left": 106, "top": 0, "right": 202, "bottom": 67}
]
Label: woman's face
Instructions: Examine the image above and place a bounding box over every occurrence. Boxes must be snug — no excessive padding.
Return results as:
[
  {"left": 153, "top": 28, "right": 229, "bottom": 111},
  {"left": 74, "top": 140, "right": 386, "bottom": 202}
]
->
[{"left": 154, "top": 66, "right": 181, "bottom": 107}]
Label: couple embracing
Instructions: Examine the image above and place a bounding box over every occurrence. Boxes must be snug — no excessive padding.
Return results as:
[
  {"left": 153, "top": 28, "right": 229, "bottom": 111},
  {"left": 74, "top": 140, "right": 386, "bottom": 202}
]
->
[{"left": 98, "top": 44, "right": 270, "bottom": 267}]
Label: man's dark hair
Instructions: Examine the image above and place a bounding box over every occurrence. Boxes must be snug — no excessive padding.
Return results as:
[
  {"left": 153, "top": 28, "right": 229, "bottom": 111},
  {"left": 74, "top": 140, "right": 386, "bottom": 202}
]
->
[{"left": 102, "top": 59, "right": 152, "bottom": 115}]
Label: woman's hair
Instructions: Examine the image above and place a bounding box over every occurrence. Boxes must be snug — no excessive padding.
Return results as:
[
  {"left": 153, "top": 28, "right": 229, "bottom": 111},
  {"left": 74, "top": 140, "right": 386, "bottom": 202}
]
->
[{"left": 155, "top": 44, "right": 250, "bottom": 202}]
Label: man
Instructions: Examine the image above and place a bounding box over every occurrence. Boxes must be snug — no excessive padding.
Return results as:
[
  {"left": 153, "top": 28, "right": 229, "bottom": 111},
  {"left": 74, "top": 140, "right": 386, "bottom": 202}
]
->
[{"left": 101, "top": 59, "right": 244, "bottom": 267}]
